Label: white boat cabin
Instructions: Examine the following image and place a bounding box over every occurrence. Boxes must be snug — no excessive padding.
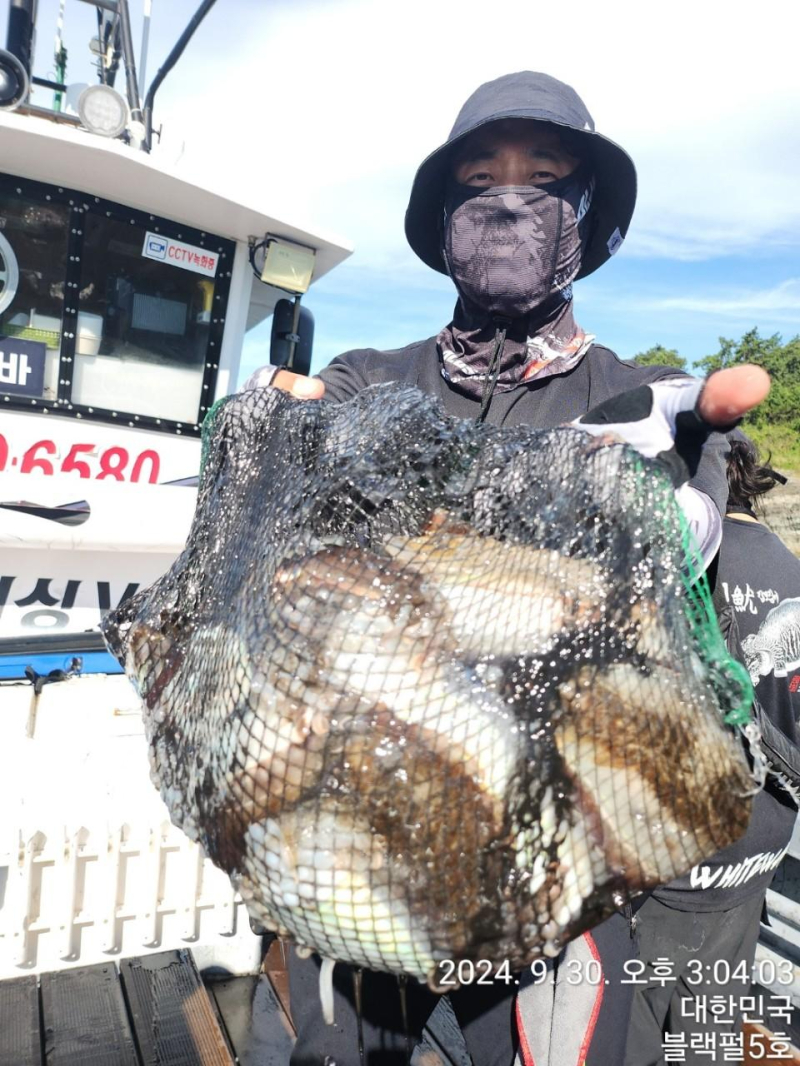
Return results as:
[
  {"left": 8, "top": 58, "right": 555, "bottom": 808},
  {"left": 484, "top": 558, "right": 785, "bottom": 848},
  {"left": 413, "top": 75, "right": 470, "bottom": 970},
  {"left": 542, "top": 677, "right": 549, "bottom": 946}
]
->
[{"left": 0, "top": 107, "right": 351, "bottom": 648}]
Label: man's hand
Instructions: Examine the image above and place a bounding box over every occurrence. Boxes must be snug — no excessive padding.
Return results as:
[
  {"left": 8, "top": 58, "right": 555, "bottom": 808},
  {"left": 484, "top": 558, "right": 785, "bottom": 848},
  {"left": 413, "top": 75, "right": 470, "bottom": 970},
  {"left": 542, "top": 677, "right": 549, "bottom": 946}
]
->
[
  {"left": 272, "top": 369, "right": 326, "bottom": 399},
  {"left": 575, "top": 363, "right": 771, "bottom": 485},
  {"left": 697, "top": 365, "right": 770, "bottom": 426},
  {"left": 573, "top": 364, "right": 771, "bottom": 568}
]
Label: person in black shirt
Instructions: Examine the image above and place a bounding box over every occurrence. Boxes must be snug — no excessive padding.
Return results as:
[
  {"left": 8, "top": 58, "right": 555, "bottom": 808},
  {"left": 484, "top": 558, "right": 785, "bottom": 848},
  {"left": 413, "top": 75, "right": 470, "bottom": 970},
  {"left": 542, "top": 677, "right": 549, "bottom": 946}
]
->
[
  {"left": 624, "top": 435, "right": 800, "bottom": 1066},
  {"left": 247, "top": 71, "right": 771, "bottom": 1066}
]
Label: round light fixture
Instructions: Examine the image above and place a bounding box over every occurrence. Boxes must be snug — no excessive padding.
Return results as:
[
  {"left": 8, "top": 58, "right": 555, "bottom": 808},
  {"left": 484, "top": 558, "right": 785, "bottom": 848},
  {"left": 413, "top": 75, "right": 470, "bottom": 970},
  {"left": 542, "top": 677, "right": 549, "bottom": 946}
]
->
[
  {"left": 77, "top": 84, "right": 129, "bottom": 138},
  {"left": 0, "top": 48, "right": 29, "bottom": 111}
]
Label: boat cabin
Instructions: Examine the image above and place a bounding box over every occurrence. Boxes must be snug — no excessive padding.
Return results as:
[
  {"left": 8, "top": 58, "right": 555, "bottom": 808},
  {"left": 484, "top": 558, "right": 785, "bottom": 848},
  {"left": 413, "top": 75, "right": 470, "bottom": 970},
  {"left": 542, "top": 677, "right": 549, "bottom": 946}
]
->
[{"left": 0, "top": 107, "right": 351, "bottom": 646}]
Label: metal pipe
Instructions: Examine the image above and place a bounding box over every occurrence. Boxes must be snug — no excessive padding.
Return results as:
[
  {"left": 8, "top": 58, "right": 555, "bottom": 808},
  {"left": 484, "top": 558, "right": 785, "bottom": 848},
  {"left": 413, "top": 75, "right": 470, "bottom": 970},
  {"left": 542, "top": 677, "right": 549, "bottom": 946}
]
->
[
  {"left": 6, "top": 0, "right": 37, "bottom": 79},
  {"left": 766, "top": 888, "right": 800, "bottom": 931},
  {"left": 76, "top": 0, "right": 117, "bottom": 12},
  {"left": 143, "top": 0, "right": 217, "bottom": 153},
  {"left": 32, "top": 75, "right": 66, "bottom": 92},
  {"left": 115, "top": 0, "right": 141, "bottom": 122},
  {"left": 16, "top": 100, "right": 80, "bottom": 125},
  {"left": 106, "top": 14, "right": 122, "bottom": 89},
  {"left": 286, "top": 296, "right": 302, "bottom": 371},
  {"left": 95, "top": 10, "right": 104, "bottom": 83}
]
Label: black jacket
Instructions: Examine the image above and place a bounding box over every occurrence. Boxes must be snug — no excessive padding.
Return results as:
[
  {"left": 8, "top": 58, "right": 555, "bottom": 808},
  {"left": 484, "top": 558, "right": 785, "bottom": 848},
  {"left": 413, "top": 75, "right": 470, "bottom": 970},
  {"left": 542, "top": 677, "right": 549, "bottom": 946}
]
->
[{"left": 318, "top": 339, "right": 729, "bottom": 514}]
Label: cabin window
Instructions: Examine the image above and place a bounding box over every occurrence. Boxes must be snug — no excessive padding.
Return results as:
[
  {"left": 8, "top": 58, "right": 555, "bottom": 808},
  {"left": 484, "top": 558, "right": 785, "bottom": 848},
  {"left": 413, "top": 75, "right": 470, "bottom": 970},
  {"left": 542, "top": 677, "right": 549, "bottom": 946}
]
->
[
  {"left": 0, "top": 193, "right": 70, "bottom": 402},
  {"left": 0, "top": 173, "right": 234, "bottom": 435},
  {"left": 71, "top": 213, "right": 218, "bottom": 424}
]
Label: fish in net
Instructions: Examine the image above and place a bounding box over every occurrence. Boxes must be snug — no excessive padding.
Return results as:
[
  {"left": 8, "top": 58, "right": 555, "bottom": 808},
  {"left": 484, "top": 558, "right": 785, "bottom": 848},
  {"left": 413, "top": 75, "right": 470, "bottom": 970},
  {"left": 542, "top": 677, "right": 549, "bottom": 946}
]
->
[{"left": 102, "top": 382, "right": 754, "bottom": 997}]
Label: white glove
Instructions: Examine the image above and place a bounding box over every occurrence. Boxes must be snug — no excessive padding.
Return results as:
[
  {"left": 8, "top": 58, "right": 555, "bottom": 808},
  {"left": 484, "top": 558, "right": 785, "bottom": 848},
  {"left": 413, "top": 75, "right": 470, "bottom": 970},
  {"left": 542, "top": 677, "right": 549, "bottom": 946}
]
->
[{"left": 572, "top": 377, "right": 736, "bottom": 568}]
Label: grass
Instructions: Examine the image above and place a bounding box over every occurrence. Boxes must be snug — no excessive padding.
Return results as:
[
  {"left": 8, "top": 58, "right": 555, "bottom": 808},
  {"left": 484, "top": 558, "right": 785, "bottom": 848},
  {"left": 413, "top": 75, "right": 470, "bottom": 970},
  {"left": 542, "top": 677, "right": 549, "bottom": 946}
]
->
[{"left": 742, "top": 422, "right": 800, "bottom": 478}]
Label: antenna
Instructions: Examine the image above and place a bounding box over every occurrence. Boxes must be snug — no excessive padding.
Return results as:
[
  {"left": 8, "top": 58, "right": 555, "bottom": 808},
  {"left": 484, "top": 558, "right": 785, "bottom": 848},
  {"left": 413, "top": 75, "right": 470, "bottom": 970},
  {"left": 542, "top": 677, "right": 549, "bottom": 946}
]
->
[{"left": 139, "top": 0, "right": 152, "bottom": 91}]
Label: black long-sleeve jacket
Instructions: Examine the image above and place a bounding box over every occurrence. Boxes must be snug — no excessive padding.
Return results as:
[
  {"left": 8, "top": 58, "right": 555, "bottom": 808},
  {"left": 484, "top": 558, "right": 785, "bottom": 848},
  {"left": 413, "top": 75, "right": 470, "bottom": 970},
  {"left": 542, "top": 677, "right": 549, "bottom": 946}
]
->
[{"left": 318, "top": 338, "right": 729, "bottom": 514}]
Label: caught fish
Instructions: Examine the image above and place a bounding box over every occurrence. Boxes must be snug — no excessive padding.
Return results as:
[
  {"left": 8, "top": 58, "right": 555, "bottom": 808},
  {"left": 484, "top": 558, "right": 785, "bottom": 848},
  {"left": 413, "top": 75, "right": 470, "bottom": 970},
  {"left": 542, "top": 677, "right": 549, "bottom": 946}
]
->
[
  {"left": 382, "top": 518, "right": 610, "bottom": 659},
  {"left": 554, "top": 662, "right": 751, "bottom": 888},
  {"left": 270, "top": 547, "right": 522, "bottom": 803},
  {"left": 103, "top": 382, "right": 755, "bottom": 993}
]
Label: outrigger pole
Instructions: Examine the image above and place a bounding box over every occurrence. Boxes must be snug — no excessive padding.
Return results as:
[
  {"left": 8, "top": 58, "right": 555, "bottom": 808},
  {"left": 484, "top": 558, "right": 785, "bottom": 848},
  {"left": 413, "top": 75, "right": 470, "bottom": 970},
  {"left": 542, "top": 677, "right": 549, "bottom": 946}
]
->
[{"left": 142, "top": 0, "right": 218, "bottom": 153}]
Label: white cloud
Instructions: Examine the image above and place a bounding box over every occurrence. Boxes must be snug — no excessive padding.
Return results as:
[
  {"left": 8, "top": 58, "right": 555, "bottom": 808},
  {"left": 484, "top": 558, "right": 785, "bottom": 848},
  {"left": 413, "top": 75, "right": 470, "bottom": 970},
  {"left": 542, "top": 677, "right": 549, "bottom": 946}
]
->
[
  {"left": 630, "top": 278, "right": 800, "bottom": 318},
  {"left": 147, "top": 0, "right": 800, "bottom": 269}
]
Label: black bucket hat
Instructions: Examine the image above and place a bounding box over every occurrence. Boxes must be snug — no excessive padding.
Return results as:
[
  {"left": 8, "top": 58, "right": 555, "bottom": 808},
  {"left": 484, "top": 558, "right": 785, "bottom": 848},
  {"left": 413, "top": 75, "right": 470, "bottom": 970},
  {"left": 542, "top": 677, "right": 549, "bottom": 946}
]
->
[{"left": 404, "top": 71, "right": 637, "bottom": 281}]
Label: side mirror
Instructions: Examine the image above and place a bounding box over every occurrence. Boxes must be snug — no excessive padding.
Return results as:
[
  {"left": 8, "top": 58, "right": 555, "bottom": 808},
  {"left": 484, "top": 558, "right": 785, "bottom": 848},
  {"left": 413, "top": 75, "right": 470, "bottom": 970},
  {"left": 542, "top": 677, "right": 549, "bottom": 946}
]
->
[
  {"left": 269, "top": 299, "right": 314, "bottom": 377},
  {"left": 0, "top": 49, "right": 29, "bottom": 111}
]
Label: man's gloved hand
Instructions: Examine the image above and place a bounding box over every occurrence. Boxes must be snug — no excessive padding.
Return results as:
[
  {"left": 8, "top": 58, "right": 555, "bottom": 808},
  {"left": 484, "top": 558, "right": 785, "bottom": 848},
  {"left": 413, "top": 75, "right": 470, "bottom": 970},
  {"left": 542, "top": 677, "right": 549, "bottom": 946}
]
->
[
  {"left": 572, "top": 364, "right": 770, "bottom": 568},
  {"left": 573, "top": 365, "right": 770, "bottom": 487}
]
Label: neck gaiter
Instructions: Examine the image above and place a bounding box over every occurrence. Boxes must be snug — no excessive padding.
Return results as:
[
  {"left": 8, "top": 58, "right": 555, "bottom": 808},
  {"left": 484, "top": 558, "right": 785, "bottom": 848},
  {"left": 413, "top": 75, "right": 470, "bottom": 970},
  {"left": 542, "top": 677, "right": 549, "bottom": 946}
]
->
[{"left": 436, "top": 169, "right": 596, "bottom": 399}]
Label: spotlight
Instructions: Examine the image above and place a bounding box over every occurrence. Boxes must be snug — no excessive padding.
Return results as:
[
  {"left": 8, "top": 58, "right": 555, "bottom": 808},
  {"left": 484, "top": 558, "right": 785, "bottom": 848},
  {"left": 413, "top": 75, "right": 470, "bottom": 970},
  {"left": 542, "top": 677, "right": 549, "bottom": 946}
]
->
[
  {"left": 77, "top": 84, "right": 129, "bottom": 138},
  {"left": 0, "top": 48, "right": 29, "bottom": 111}
]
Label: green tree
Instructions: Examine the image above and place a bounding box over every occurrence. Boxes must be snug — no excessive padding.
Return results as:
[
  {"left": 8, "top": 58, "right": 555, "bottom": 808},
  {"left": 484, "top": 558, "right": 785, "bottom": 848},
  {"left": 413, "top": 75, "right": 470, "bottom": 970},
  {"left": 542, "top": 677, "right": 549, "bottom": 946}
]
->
[
  {"left": 695, "top": 328, "right": 785, "bottom": 376},
  {"left": 632, "top": 344, "right": 686, "bottom": 370},
  {"left": 696, "top": 329, "right": 800, "bottom": 431},
  {"left": 695, "top": 329, "right": 800, "bottom": 470}
]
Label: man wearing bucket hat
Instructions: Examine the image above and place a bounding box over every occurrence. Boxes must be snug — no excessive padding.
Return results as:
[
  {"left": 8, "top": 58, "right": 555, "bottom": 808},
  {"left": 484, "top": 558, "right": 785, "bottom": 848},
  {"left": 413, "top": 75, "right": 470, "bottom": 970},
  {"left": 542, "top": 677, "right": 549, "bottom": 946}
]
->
[
  {"left": 252, "top": 72, "right": 770, "bottom": 1065},
  {"left": 265, "top": 71, "right": 766, "bottom": 458}
]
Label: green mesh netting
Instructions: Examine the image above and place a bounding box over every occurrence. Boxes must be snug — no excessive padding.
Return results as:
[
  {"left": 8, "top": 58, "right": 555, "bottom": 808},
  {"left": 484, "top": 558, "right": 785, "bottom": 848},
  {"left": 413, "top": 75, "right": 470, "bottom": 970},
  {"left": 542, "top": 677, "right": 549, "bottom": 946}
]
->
[
  {"left": 103, "top": 382, "right": 754, "bottom": 987},
  {"left": 674, "top": 503, "right": 753, "bottom": 727}
]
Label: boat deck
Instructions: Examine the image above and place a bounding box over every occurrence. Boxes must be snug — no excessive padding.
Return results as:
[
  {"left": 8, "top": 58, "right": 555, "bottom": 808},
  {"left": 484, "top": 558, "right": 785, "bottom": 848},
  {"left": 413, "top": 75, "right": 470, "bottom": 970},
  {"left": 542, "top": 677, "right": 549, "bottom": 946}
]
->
[
  {"left": 0, "top": 938, "right": 472, "bottom": 1065},
  {"left": 3, "top": 941, "right": 799, "bottom": 1065},
  {"left": 0, "top": 949, "right": 247, "bottom": 1066}
]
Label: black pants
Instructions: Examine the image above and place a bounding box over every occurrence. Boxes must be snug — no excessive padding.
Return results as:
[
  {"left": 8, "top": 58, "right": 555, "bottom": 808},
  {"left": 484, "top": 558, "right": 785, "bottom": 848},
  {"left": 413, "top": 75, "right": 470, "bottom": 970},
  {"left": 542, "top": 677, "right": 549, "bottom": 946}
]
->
[
  {"left": 623, "top": 892, "right": 765, "bottom": 1066},
  {"left": 289, "top": 911, "right": 637, "bottom": 1066}
]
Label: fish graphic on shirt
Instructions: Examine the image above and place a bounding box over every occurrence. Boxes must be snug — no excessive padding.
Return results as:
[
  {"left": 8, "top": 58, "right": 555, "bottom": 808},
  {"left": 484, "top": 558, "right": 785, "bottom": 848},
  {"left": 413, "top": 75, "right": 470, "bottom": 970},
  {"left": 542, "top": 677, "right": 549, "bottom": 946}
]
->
[{"left": 741, "top": 597, "right": 800, "bottom": 683}]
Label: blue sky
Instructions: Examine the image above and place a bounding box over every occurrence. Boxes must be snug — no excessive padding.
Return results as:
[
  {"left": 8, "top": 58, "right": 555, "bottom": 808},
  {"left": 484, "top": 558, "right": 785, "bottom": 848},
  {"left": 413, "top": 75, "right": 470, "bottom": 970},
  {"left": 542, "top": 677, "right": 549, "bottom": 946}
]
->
[{"left": 15, "top": 0, "right": 800, "bottom": 379}]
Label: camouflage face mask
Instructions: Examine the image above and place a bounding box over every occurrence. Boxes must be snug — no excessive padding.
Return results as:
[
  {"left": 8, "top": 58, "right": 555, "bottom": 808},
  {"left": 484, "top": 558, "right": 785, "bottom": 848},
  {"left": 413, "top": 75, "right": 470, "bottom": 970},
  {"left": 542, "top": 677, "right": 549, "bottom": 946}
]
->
[
  {"left": 436, "top": 171, "right": 596, "bottom": 400},
  {"left": 442, "top": 169, "right": 594, "bottom": 319}
]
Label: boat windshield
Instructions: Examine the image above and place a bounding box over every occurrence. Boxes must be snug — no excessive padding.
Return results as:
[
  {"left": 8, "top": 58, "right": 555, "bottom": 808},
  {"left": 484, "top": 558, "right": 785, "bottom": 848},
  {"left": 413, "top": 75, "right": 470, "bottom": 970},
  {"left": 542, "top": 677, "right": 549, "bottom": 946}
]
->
[
  {"left": 0, "top": 173, "right": 233, "bottom": 433},
  {"left": 71, "top": 213, "right": 216, "bottom": 424}
]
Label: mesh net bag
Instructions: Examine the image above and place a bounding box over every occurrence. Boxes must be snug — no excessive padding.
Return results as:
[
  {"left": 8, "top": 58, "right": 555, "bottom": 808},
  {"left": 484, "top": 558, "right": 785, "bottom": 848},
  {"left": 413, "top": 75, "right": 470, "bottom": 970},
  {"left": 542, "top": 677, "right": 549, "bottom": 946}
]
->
[{"left": 103, "top": 382, "right": 755, "bottom": 988}]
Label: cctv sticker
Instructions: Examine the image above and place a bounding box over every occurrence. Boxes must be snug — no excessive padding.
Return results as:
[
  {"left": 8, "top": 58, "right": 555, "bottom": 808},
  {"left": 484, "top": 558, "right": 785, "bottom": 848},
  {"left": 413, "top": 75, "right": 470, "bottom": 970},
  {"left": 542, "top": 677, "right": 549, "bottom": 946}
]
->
[{"left": 142, "top": 232, "right": 219, "bottom": 277}]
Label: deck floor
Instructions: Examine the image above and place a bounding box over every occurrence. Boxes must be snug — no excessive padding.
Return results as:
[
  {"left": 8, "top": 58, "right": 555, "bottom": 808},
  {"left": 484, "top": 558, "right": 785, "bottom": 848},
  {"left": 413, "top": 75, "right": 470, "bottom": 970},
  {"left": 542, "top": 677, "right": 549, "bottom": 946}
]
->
[
  {"left": 0, "top": 950, "right": 234, "bottom": 1066},
  {"left": 3, "top": 949, "right": 799, "bottom": 1066}
]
